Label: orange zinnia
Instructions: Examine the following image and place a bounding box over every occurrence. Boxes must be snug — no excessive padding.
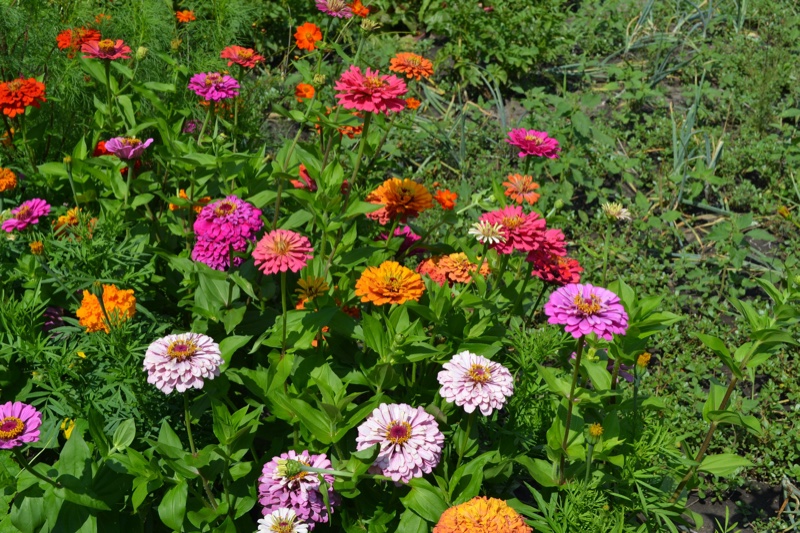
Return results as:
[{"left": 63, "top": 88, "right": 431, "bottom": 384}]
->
[
  {"left": 169, "top": 189, "right": 211, "bottom": 213},
  {"left": 0, "top": 77, "right": 46, "bottom": 118},
  {"left": 434, "top": 496, "right": 532, "bottom": 533},
  {"left": 295, "top": 22, "right": 322, "bottom": 51},
  {"left": 366, "top": 178, "right": 433, "bottom": 225},
  {"left": 57, "top": 28, "right": 101, "bottom": 58},
  {"left": 439, "top": 253, "right": 490, "bottom": 284},
  {"left": 355, "top": 261, "right": 425, "bottom": 305},
  {"left": 405, "top": 97, "right": 421, "bottom": 110},
  {"left": 433, "top": 189, "right": 457, "bottom": 210},
  {"left": 0, "top": 167, "right": 17, "bottom": 192},
  {"left": 349, "top": 0, "right": 370, "bottom": 17},
  {"left": 76, "top": 284, "right": 136, "bottom": 334},
  {"left": 295, "top": 83, "right": 315, "bottom": 102},
  {"left": 176, "top": 10, "right": 196, "bottom": 23},
  {"left": 503, "top": 173, "right": 540, "bottom": 205},
  {"left": 389, "top": 52, "right": 434, "bottom": 81}
]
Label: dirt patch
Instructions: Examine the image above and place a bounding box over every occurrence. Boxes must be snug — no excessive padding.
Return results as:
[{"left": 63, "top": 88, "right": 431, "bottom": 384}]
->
[{"left": 686, "top": 481, "right": 782, "bottom": 532}]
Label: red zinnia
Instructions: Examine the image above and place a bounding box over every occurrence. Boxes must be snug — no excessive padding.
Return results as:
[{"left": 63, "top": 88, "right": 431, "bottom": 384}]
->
[
  {"left": 405, "top": 97, "right": 421, "bottom": 110},
  {"left": 57, "top": 28, "right": 101, "bottom": 58},
  {"left": 220, "top": 45, "right": 264, "bottom": 68},
  {"left": 0, "top": 78, "right": 47, "bottom": 118},
  {"left": 528, "top": 251, "right": 583, "bottom": 285},
  {"left": 479, "top": 205, "right": 547, "bottom": 255},
  {"left": 349, "top": 0, "right": 370, "bottom": 17},
  {"left": 82, "top": 39, "right": 131, "bottom": 60}
]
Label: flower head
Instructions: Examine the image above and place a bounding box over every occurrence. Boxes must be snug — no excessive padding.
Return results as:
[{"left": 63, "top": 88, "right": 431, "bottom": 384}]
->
[
  {"left": 56, "top": 28, "right": 101, "bottom": 57},
  {"left": 434, "top": 496, "right": 532, "bottom": 533},
  {"left": 438, "top": 351, "right": 513, "bottom": 415},
  {"left": 356, "top": 403, "right": 444, "bottom": 483},
  {"left": 81, "top": 39, "right": 131, "bottom": 60},
  {"left": 76, "top": 284, "right": 136, "bottom": 333},
  {"left": 188, "top": 72, "right": 240, "bottom": 101},
  {"left": 334, "top": 65, "right": 407, "bottom": 115},
  {"left": 433, "top": 189, "right": 457, "bottom": 210},
  {"left": 527, "top": 251, "right": 582, "bottom": 285},
  {"left": 2, "top": 198, "right": 51, "bottom": 232},
  {"left": 478, "top": 206, "right": 546, "bottom": 255},
  {"left": 376, "top": 224, "right": 421, "bottom": 254},
  {"left": 257, "top": 508, "right": 309, "bottom": 533},
  {"left": 295, "top": 23, "right": 322, "bottom": 51},
  {"left": 389, "top": 53, "right": 434, "bottom": 81},
  {"left": 406, "top": 97, "right": 421, "bottom": 110},
  {"left": 438, "top": 253, "right": 490, "bottom": 284},
  {"left": 0, "top": 402, "right": 42, "bottom": 449},
  {"left": 220, "top": 45, "right": 264, "bottom": 68},
  {"left": 355, "top": 261, "right": 425, "bottom": 305},
  {"left": 253, "top": 230, "right": 313, "bottom": 275},
  {"left": 468, "top": 220, "right": 506, "bottom": 245},
  {"left": 417, "top": 256, "right": 448, "bottom": 287},
  {"left": 143, "top": 333, "right": 223, "bottom": 394},
  {"left": 365, "top": 178, "right": 433, "bottom": 225},
  {"left": 0, "top": 77, "right": 47, "bottom": 118},
  {"left": 506, "top": 128, "right": 560, "bottom": 159},
  {"left": 259, "top": 450, "right": 337, "bottom": 528},
  {"left": 176, "top": 10, "right": 196, "bottom": 23},
  {"left": 503, "top": 174, "right": 540, "bottom": 205},
  {"left": 296, "top": 277, "right": 329, "bottom": 301},
  {"left": 290, "top": 164, "right": 318, "bottom": 191},
  {"left": 295, "top": 83, "right": 315, "bottom": 103},
  {"left": 349, "top": 0, "right": 370, "bottom": 17},
  {"left": 637, "top": 352, "right": 652, "bottom": 368},
  {"left": 169, "top": 189, "right": 211, "bottom": 213},
  {"left": 0, "top": 168, "right": 17, "bottom": 192},
  {"left": 544, "top": 283, "right": 628, "bottom": 340},
  {"left": 316, "top": 0, "right": 353, "bottom": 18},
  {"left": 29, "top": 241, "right": 44, "bottom": 255},
  {"left": 104, "top": 137, "right": 153, "bottom": 160},
  {"left": 193, "top": 196, "right": 263, "bottom": 271},
  {"left": 602, "top": 201, "right": 631, "bottom": 222}
]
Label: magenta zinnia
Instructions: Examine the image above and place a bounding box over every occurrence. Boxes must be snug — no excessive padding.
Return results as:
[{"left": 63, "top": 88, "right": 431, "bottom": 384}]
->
[
  {"left": 355, "top": 403, "right": 444, "bottom": 484},
  {"left": 544, "top": 283, "right": 628, "bottom": 340},
  {"left": 478, "top": 205, "right": 547, "bottom": 255},
  {"left": 0, "top": 401, "right": 42, "bottom": 449},
  {"left": 315, "top": 0, "right": 353, "bottom": 18},
  {"left": 506, "top": 128, "right": 560, "bottom": 159},
  {"left": 253, "top": 229, "right": 313, "bottom": 275},
  {"left": 188, "top": 72, "right": 240, "bottom": 101},
  {"left": 2, "top": 198, "right": 51, "bottom": 232},
  {"left": 143, "top": 333, "right": 222, "bottom": 394},
  {"left": 81, "top": 39, "right": 131, "bottom": 60},
  {"left": 334, "top": 66, "right": 407, "bottom": 115},
  {"left": 438, "top": 351, "right": 514, "bottom": 416},
  {"left": 104, "top": 137, "right": 153, "bottom": 159},
  {"left": 192, "top": 196, "right": 263, "bottom": 271}
]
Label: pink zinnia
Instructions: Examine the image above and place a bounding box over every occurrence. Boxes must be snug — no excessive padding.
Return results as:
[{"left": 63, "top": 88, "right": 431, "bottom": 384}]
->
[
  {"left": 258, "top": 450, "right": 337, "bottom": 528},
  {"left": 0, "top": 401, "right": 42, "bottom": 449},
  {"left": 188, "top": 72, "right": 240, "bottom": 101},
  {"left": 191, "top": 238, "right": 247, "bottom": 271},
  {"left": 2, "top": 198, "right": 51, "bottom": 232},
  {"left": 377, "top": 224, "right": 422, "bottom": 255},
  {"left": 192, "top": 196, "right": 263, "bottom": 271},
  {"left": 527, "top": 251, "right": 583, "bottom": 286},
  {"left": 143, "top": 333, "right": 222, "bottom": 394},
  {"left": 316, "top": 0, "right": 353, "bottom": 18},
  {"left": 290, "top": 164, "right": 317, "bottom": 192},
  {"left": 334, "top": 66, "right": 407, "bottom": 115},
  {"left": 544, "top": 283, "right": 628, "bottom": 340},
  {"left": 355, "top": 403, "right": 444, "bottom": 484},
  {"left": 438, "top": 351, "right": 514, "bottom": 416},
  {"left": 104, "top": 137, "right": 153, "bottom": 159},
  {"left": 478, "top": 205, "right": 546, "bottom": 255},
  {"left": 81, "top": 39, "right": 131, "bottom": 60},
  {"left": 253, "top": 230, "right": 313, "bottom": 275},
  {"left": 506, "top": 128, "right": 560, "bottom": 159},
  {"left": 220, "top": 45, "right": 265, "bottom": 68}
]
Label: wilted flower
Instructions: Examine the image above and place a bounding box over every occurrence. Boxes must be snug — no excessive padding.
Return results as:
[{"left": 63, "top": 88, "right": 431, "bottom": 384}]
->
[
  {"left": 253, "top": 230, "right": 313, "bottom": 275},
  {"left": 143, "top": 333, "right": 223, "bottom": 394},
  {"left": 0, "top": 401, "right": 42, "bottom": 449},
  {"left": 602, "top": 201, "right": 631, "bottom": 222},
  {"left": 434, "top": 497, "right": 532, "bottom": 533},
  {"left": 544, "top": 283, "right": 628, "bottom": 340},
  {"left": 334, "top": 65, "right": 407, "bottom": 114},
  {"left": 290, "top": 164, "right": 318, "bottom": 191},
  {"left": 506, "top": 128, "right": 560, "bottom": 159},
  {"left": 355, "top": 261, "right": 425, "bottom": 305},
  {"left": 438, "top": 351, "right": 514, "bottom": 415}
]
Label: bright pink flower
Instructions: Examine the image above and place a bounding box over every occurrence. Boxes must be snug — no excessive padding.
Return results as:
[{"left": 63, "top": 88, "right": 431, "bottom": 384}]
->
[
  {"left": 104, "top": 137, "right": 153, "bottom": 159},
  {"left": 355, "top": 403, "right": 444, "bottom": 484},
  {"left": 544, "top": 283, "right": 628, "bottom": 340},
  {"left": 0, "top": 401, "right": 41, "bottom": 449},
  {"left": 81, "top": 39, "right": 131, "bottom": 60},
  {"left": 506, "top": 128, "right": 560, "bottom": 159},
  {"left": 438, "top": 351, "right": 514, "bottom": 416},
  {"left": 188, "top": 72, "right": 240, "bottom": 101},
  {"left": 2, "top": 198, "right": 51, "bottom": 232},
  {"left": 220, "top": 45, "right": 265, "bottom": 68},
  {"left": 316, "top": 0, "right": 353, "bottom": 18},
  {"left": 334, "top": 66, "right": 407, "bottom": 115},
  {"left": 143, "top": 333, "right": 222, "bottom": 394},
  {"left": 527, "top": 251, "right": 583, "bottom": 285},
  {"left": 290, "top": 164, "right": 317, "bottom": 192},
  {"left": 253, "top": 230, "right": 313, "bottom": 275},
  {"left": 192, "top": 196, "right": 263, "bottom": 271},
  {"left": 478, "top": 206, "right": 546, "bottom": 255},
  {"left": 376, "top": 224, "right": 422, "bottom": 255}
]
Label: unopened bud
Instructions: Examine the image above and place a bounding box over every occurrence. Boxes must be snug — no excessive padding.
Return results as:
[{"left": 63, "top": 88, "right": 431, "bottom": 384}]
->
[
  {"left": 312, "top": 73, "right": 327, "bottom": 87},
  {"left": 778, "top": 206, "right": 791, "bottom": 220},
  {"left": 170, "top": 38, "right": 182, "bottom": 51},
  {"left": 63, "top": 155, "right": 72, "bottom": 165},
  {"left": 361, "top": 19, "right": 380, "bottom": 31},
  {"left": 135, "top": 46, "right": 148, "bottom": 60}
]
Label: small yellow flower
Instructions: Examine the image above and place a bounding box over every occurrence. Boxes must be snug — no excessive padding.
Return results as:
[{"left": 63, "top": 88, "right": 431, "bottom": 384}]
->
[
  {"left": 295, "top": 277, "right": 329, "bottom": 301},
  {"left": 778, "top": 206, "right": 791, "bottom": 220},
  {"left": 61, "top": 419, "right": 76, "bottom": 440},
  {"left": 637, "top": 352, "right": 651, "bottom": 368},
  {"left": 589, "top": 423, "right": 604, "bottom": 438},
  {"left": 77, "top": 351, "right": 87, "bottom": 359},
  {"left": 29, "top": 241, "right": 44, "bottom": 255}
]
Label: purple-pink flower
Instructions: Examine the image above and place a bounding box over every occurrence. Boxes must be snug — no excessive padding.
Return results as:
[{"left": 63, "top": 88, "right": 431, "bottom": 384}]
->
[
  {"left": 334, "top": 66, "right": 407, "bottom": 115},
  {"left": 258, "top": 450, "right": 337, "bottom": 528},
  {"left": 2, "top": 198, "right": 50, "bottom": 232},
  {"left": 81, "top": 39, "right": 131, "bottom": 60},
  {"left": 478, "top": 205, "right": 546, "bottom": 255},
  {"left": 437, "top": 351, "right": 514, "bottom": 416},
  {"left": 143, "top": 333, "right": 222, "bottom": 394},
  {"left": 192, "top": 196, "right": 263, "bottom": 271},
  {"left": 376, "top": 224, "right": 422, "bottom": 255},
  {"left": 506, "top": 128, "right": 560, "bottom": 159},
  {"left": 315, "top": 0, "right": 353, "bottom": 18},
  {"left": 544, "top": 283, "right": 628, "bottom": 341},
  {"left": 355, "top": 403, "right": 444, "bottom": 484},
  {"left": 252, "top": 229, "right": 313, "bottom": 275},
  {"left": 0, "top": 401, "right": 42, "bottom": 449},
  {"left": 188, "top": 72, "right": 240, "bottom": 101},
  {"left": 104, "top": 137, "right": 153, "bottom": 160}
]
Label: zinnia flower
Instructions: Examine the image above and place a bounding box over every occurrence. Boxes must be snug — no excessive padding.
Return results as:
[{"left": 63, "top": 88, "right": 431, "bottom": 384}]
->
[
  {"left": 0, "top": 77, "right": 47, "bottom": 118},
  {"left": 602, "top": 201, "right": 631, "bottom": 222},
  {"left": 258, "top": 450, "right": 337, "bottom": 527},
  {"left": 433, "top": 189, "right": 457, "bottom": 210},
  {"left": 503, "top": 174, "right": 540, "bottom": 205},
  {"left": 2, "top": 198, "right": 51, "bottom": 232},
  {"left": 438, "top": 351, "right": 513, "bottom": 415},
  {"left": 56, "top": 28, "right": 101, "bottom": 57},
  {"left": 290, "top": 164, "right": 318, "bottom": 191},
  {"left": 76, "top": 284, "right": 136, "bottom": 333},
  {"left": 295, "top": 83, "right": 315, "bottom": 102},
  {"left": 467, "top": 220, "right": 506, "bottom": 245},
  {"left": 417, "top": 256, "right": 448, "bottom": 287},
  {"left": 376, "top": 224, "right": 421, "bottom": 254},
  {"left": 316, "top": 0, "right": 353, "bottom": 18},
  {"left": 355, "top": 403, "right": 444, "bottom": 484},
  {"left": 0, "top": 167, "right": 17, "bottom": 192},
  {"left": 176, "top": 10, "right": 196, "bottom": 23},
  {"left": 188, "top": 72, "right": 240, "bottom": 102},
  {"left": 192, "top": 196, "right": 263, "bottom": 271},
  {"left": 365, "top": 178, "right": 433, "bottom": 225},
  {"left": 543, "top": 283, "right": 628, "bottom": 340},
  {"left": 81, "top": 39, "right": 131, "bottom": 60},
  {"left": 334, "top": 65, "right": 407, "bottom": 115},
  {"left": 143, "top": 333, "right": 223, "bottom": 394},
  {"left": 349, "top": 0, "right": 370, "bottom": 17},
  {"left": 253, "top": 230, "right": 313, "bottom": 275},
  {"left": 0, "top": 401, "right": 42, "bottom": 449},
  {"left": 220, "top": 45, "right": 264, "bottom": 68},
  {"left": 389, "top": 53, "right": 434, "bottom": 81},
  {"left": 438, "top": 253, "right": 490, "bottom": 284},
  {"left": 257, "top": 508, "right": 309, "bottom": 533},
  {"left": 405, "top": 97, "right": 421, "bottom": 110},
  {"left": 104, "top": 137, "right": 153, "bottom": 160},
  {"left": 295, "top": 23, "right": 322, "bottom": 51},
  {"left": 355, "top": 261, "right": 425, "bottom": 305},
  {"left": 506, "top": 128, "right": 560, "bottom": 159},
  {"left": 527, "top": 251, "right": 582, "bottom": 285},
  {"left": 433, "top": 496, "right": 532, "bottom": 533},
  {"left": 295, "top": 277, "right": 329, "bottom": 302},
  {"left": 478, "top": 206, "right": 546, "bottom": 255}
]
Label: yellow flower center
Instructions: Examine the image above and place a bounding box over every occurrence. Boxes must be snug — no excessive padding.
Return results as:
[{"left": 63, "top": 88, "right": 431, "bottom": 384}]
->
[
  {"left": 7, "top": 80, "right": 22, "bottom": 92},
  {"left": 214, "top": 200, "right": 237, "bottom": 217},
  {"left": 98, "top": 39, "right": 116, "bottom": 53},
  {"left": 167, "top": 339, "right": 198, "bottom": 361},
  {"left": 501, "top": 215, "right": 523, "bottom": 230},
  {"left": 385, "top": 421, "right": 412, "bottom": 444},
  {"left": 573, "top": 294, "right": 601, "bottom": 315},
  {"left": 0, "top": 417, "right": 24, "bottom": 440},
  {"left": 405, "top": 55, "right": 421, "bottom": 66},
  {"left": 384, "top": 275, "right": 402, "bottom": 293},
  {"left": 524, "top": 134, "right": 543, "bottom": 144},
  {"left": 122, "top": 137, "right": 141, "bottom": 146},
  {"left": 589, "top": 423, "right": 604, "bottom": 437},
  {"left": 364, "top": 75, "right": 385, "bottom": 89},
  {"left": 239, "top": 49, "right": 253, "bottom": 59},
  {"left": 16, "top": 205, "right": 31, "bottom": 219},
  {"left": 205, "top": 73, "right": 222, "bottom": 86},
  {"left": 272, "top": 236, "right": 291, "bottom": 255},
  {"left": 468, "top": 364, "right": 491, "bottom": 383},
  {"left": 270, "top": 521, "right": 294, "bottom": 533}
]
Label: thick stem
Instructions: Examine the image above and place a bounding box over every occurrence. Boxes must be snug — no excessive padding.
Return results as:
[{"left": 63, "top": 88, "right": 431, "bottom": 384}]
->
[
  {"left": 609, "top": 357, "right": 622, "bottom": 405},
  {"left": 12, "top": 449, "right": 61, "bottom": 488},
  {"left": 559, "top": 336, "right": 585, "bottom": 484},
  {"left": 585, "top": 442, "right": 594, "bottom": 483},
  {"left": 123, "top": 160, "right": 136, "bottom": 207},
  {"left": 196, "top": 104, "right": 213, "bottom": 147},
  {"left": 104, "top": 60, "right": 113, "bottom": 125}
]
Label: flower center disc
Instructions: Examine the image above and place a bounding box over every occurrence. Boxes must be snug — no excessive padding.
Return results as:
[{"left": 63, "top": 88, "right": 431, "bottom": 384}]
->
[
  {"left": 364, "top": 76, "right": 385, "bottom": 89},
  {"left": 7, "top": 80, "right": 22, "bottom": 92},
  {"left": 385, "top": 420, "right": 412, "bottom": 444},
  {"left": 239, "top": 49, "right": 253, "bottom": 59},
  {"left": 0, "top": 417, "right": 25, "bottom": 440},
  {"left": 271, "top": 521, "right": 294, "bottom": 533},
  {"left": 501, "top": 215, "right": 523, "bottom": 230},
  {"left": 524, "top": 134, "right": 543, "bottom": 144},
  {"left": 167, "top": 339, "right": 198, "bottom": 360},
  {"left": 214, "top": 201, "right": 237, "bottom": 217},
  {"left": 16, "top": 206, "right": 31, "bottom": 219},
  {"left": 573, "top": 294, "right": 601, "bottom": 315},
  {"left": 205, "top": 74, "right": 222, "bottom": 86},
  {"left": 468, "top": 364, "right": 491, "bottom": 383},
  {"left": 385, "top": 275, "right": 401, "bottom": 292},
  {"left": 122, "top": 137, "right": 141, "bottom": 146},
  {"left": 98, "top": 39, "right": 116, "bottom": 53}
]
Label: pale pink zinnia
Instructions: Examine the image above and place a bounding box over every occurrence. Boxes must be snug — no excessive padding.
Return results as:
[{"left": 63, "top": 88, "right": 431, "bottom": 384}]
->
[
  {"left": 437, "top": 351, "right": 514, "bottom": 416},
  {"left": 334, "top": 66, "right": 407, "bottom": 115},
  {"left": 143, "top": 333, "right": 222, "bottom": 394},
  {"left": 355, "top": 403, "right": 444, "bottom": 484},
  {"left": 253, "top": 229, "right": 313, "bottom": 275},
  {"left": 104, "top": 137, "right": 153, "bottom": 159},
  {"left": 188, "top": 72, "right": 240, "bottom": 101},
  {"left": 316, "top": 0, "right": 353, "bottom": 18},
  {"left": 478, "top": 205, "right": 546, "bottom": 255},
  {"left": 543, "top": 283, "right": 628, "bottom": 341},
  {"left": 0, "top": 401, "right": 42, "bottom": 449},
  {"left": 2, "top": 198, "right": 51, "bottom": 232},
  {"left": 81, "top": 39, "right": 131, "bottom": 60},
  {"left": 506, "top": 128, "right": 560, "bottom": 159},
  {"left": 258, "top": 450, "right": 337, "bottom": 528}
]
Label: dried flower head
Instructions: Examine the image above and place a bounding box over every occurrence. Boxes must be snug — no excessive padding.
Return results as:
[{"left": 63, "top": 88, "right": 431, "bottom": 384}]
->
[{"left": 602, "top": 201, "right": 631, "bottom": 222}]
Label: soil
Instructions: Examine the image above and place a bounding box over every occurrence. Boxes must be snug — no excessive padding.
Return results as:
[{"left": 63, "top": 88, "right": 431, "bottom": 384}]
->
[{"left": 685, "top": 481, "right": 783, "bottom": 533}]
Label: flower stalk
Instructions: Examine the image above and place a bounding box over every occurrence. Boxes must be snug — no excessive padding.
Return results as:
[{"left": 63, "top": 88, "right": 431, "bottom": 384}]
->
[{"left": 560, "top": 336, "right": 585, "bottom": 484}]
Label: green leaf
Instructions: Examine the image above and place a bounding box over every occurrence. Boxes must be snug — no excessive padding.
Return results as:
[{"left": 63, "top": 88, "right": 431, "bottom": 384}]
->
[
  {"left": 219, "top": 335, "right": 252, "bottom": 371},
  {"left": 536, "top": 364, "right": 571, "bottom": 398},
  {"left": 158, "top": 481, "right": 188, "bottom": 530},
  {"left": 514, "top": 455, "right": 558, "bottom": 487},
  {"left": 111, "top": 419, "right": 136, "bottom": 453},
  {"left": 396, "top": 508, "right": 428, "bottom": 533},
  {"left": 449, "top": 451, "right": 497, "bottom": 503},
  {"left": 698, "top": 454, "right": 752, "bottom": 477},
  {"left": 401, "top": 478, "right": 448, "bottom": 523}
]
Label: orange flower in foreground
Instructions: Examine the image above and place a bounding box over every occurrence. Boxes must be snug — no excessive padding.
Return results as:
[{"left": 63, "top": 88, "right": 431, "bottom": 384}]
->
[
  {"left": 503, "top": 173, "right": 540, "bottom": 205},
  {"left": 434, "top": 496, "right": 532, "bottom": 533},
  {"left": 405, "top": 97, "right": 421, "bottom": 110},
  {"left": 439, "top": 253, "right": 490, "bottom": 284},
  {"left": 366, "top": 178, "right": 433, "bottom": 225},
  {"left": 355, "top": 261, "right": 425, "bottom": 305},
  {"left": 0, "top": 77, "right": 46, "bottom": 118},
  {"left": 29, "top": 241, "right": 44, "bottom": 255},
  {"left": 176, "top": 10, "right": 196, "bottom": 23},
  {"left": 433, "top": 189, "right": 457, "bottom": 210},
  {"left": 389, "top": 52, "right": 434, "bottom": 81},
  {"left": 295, "top": 22, "right": 322, "bottom": 51},
  {"left": 76, "top": 284, "right": 136, "bottom": 333},
  {"left": 0, "top": 168, "right": 17, "bottom": 192},
  {"left": 349, "top": 0, "right": 370, "bottom": 17},
  {"left": 295, "top": 83, "right": 315, "bottom": 102},
  {"left": 53, "top": 207, "right": 81, "bottom": 234}
]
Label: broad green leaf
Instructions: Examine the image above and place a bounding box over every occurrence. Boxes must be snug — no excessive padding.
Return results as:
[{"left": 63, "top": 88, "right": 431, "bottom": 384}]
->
[
  {"left": 401, "top": 478, "right": 448, "bottom": 523},
  {"left": 698, "top": 454, "right": 752, "bottom": 477},
  {"left": 111, "top": 419, "right": 136, "bottom": 453},
  {"left": 158, "top": 481, "right": 188, "bottom": 530}
]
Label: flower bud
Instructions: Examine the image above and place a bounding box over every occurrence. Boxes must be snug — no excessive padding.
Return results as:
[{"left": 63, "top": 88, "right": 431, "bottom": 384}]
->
[
  {"left": 778, "top": 206, "right": 791, "bottom": 220},
  {"left": 586, "top": 423, "right": 604, "bottom": 445},
  {"left": 135, "top": 46, "right": 149, "bottom": 60}
]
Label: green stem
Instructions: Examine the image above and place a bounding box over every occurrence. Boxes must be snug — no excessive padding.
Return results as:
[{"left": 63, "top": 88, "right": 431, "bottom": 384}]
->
[
  {"left": 559, "top": 336, "right": 585, "bottom": 484},
  {"left": 609, "top": 357, "right": 622, "bottom": 405},
  {"left": 273, "top": 126, "right": 305, "bottom": 229},
  {"left": 104, "top": 60, "right": 113, "bottom": 125},
  {"left": 123, "top": 159, "right": 136, "bottom": 207},
  {"left": 585, "top": 442, "right": 594, "bottom": 483},
  {"left": 12, "top": 449, "right": 61, "bottom": 488},
  {"left": 184, "top": 395, "right": 218, "bottom": 510},
  {"left": 601, "top": 224, "right": 612, "bottom": 286},
  {"left": 280, "top": 271, "right": 288, "bottom": 357},
  {"left": 197, "top": 103, "right": 214, "bottom": 147},
  {"left": 456, "top": 411, "right": 476, "bottom": 471},
  {"left": 525, "top": 282, "right": 547, "bottom": 326},
  {"left": 509, "top": 260, "right": 535, "bottom": 319},
  {"left": 65, "top": 160, "right": 80, "bottom": 207},
  {"left": 348, "top": 112, "right": 372, "bottom": 189},
  {"left": 364, "top": 114, "right": 396, "bottom": 174}
]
